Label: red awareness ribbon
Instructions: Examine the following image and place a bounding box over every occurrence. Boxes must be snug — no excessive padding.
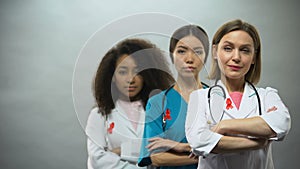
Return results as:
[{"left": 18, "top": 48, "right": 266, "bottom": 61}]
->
[
  {"left": 107, "top": 122, "right": 115, "bottom": 134},
  {"left": 163, "top": 109, "right": 171, "bottom": 121},
  {"left": 226, "top": 98, "right": 233, "bottom": 110}
]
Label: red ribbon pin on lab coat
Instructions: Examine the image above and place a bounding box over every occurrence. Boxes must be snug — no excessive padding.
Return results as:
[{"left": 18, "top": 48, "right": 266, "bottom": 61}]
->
[
  {"left": 107, "top": 122, "right": 115, "bottom": 134},
  {"left": 226, "top": 98, "right": 233, "bottom": 110}
]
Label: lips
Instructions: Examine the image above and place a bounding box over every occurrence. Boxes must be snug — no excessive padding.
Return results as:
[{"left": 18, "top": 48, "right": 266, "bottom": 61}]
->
[
  {"left": 183, "top": 66, "right": 196, "bottom": 71},
  {"left": 228, "top": 65, "right": 242, "bottom": 71},
  {"left": 127, "top": 86, "right": 137, "bottom": 91}
]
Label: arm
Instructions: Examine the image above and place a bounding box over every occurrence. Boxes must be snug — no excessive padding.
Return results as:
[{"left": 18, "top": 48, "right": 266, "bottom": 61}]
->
[
  {"left": 151, "top": 152, "right": 198, "bottom": 167},
  {"left": 139, "top": 94, "right": 195, "bottom": 167},
  {"left": 186, "top": 90, "right": 224, "bottom": 156},
  {"left": 211, "top": 135, "right": 269, "bottom": 154},
  {"left": 146, "top": 137, "right": 197, "bottom": 166},
  {"left": 213, "top": 87, "right": 291, "bottom": 140},
  {"left": 260, "top": 87, "right": 291, "bottom": 140},
  {"left": 147, "top": 137, "right": 191, "bottom": 153},
  {"left": 111, "top": 147, "right": 121, "bottom": 156},
  {"left": 87, "top": 138, "right": 135, "bottom": 168},
  {"left": 86, "top": 109, "right": 136, "bottom": 168},
  {"left": 212, "top": 117, "right": 276, "bottom": 138}
]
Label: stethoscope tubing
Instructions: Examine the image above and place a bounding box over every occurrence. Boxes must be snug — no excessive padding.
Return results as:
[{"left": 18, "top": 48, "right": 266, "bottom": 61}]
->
[{"left": 208, "top": 80, "right": 262, "bottom": 124}]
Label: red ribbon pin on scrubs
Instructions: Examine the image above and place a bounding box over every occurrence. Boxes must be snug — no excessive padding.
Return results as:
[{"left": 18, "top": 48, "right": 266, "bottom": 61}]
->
[
  {"left": 226, "top": 98, "right": 233, "bottom": 110},
  {"left": 163, "top": 109, "right": 171, "bottom": 121},
  {"left": 107, "top": 122, "right": 115, "bottom": 134}
]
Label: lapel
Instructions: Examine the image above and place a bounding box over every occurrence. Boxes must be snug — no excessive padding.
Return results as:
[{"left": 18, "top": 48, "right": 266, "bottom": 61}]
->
[
  {"left": 114, "top": 100, "right": 144, "bottom": 137},
  {"left": 219, "top": 81, "right": 258, "bottom": 119}
]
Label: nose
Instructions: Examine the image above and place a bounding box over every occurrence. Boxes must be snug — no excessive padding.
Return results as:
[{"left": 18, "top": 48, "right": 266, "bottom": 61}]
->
[
  {"left": 126, "top": 72, "right": 136, "bottom": 84},
  {"left": 232, "top": 49, "right": 241, "bottom": 62},
  {"left": 185, "top": 51, "right": 195, "bottom": 64}
]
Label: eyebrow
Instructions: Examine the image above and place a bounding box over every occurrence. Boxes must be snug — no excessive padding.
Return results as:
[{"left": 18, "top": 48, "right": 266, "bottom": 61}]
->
[
  {"left": 223, "top": 41, "right": 253, "bottom": 47},
  {"left": 117, "top": 65, "right": 138, "bottom": 69},
  {"left": 117, "top": 66, "right": 128, "bottom": 69},
  {"left": 177, "top": 45, "right": 204, "bottom": 50}
]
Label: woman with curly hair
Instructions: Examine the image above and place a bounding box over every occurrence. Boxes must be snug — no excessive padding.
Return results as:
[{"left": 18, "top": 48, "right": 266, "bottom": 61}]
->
[{"left": 86, "top": 38, "right": 174, "bottom": 169}]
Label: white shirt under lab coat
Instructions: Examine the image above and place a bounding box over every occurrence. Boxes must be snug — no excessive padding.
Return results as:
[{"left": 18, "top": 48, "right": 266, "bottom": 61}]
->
[
  {"left": 86, "top": 100, "right": 147, "bottom": 169},
  {"left": 185, "top": 80, "right": 291, "bottom": 169}
]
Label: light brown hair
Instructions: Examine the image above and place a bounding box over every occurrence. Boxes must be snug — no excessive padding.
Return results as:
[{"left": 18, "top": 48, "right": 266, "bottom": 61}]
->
[{"left": 209, "top": 19, "right": 262, "bottom": 84}]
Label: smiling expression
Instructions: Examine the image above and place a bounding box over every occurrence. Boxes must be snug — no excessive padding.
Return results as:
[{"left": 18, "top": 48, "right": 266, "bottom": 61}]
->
[{"left": 214, "top": 30, "right": 255, "bottom": 81}]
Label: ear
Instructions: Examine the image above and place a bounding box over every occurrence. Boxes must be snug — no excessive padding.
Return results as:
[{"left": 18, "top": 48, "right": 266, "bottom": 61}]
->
[
  {"left": 212, "top": 45, "right": 218, "bottom": 59},
  {"left": 251, "top": 54, "right": 256, "bottom": 64}
]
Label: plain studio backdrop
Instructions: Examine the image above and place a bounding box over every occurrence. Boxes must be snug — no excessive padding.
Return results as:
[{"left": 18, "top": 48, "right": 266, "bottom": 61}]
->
[{"left": 0, "top": 0, "right": 299, "bottom": 168}]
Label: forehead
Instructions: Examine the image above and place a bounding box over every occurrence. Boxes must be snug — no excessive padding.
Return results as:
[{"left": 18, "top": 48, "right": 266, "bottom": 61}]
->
[
  {"left": 220, "top": 30, "right": 254, "bottom": 46},
  {"left": 116, "top": 54, "right": 137, "bottom": 68},
  {"left": 176, "top": 35, "right": 204, "bottom": 48}
]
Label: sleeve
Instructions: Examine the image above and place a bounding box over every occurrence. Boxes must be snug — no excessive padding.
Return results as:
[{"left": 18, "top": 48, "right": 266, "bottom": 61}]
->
[
  {"left": 85, "top": 108, "right": 139, "bottom": 169},
  {"left": 185, "top": 90, "right": 223, "bottom": 157},
  {"left": 138, "top": 95, "right": 166, "bottom": 167},
  {"left": 260, "top": 87, "right": 291, "bottom": 141}
]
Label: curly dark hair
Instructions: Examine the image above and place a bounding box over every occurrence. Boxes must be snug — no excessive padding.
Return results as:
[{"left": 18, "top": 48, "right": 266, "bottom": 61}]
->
[{"left": 93, "top": 38, "right": 175, "bottom": 116}]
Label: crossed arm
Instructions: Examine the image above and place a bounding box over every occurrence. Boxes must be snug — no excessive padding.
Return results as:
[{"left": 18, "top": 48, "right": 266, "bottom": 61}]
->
[
  {"left": 147, "top": 137, "right": 198, "bottom": 166},
  {"left": 210, "top": 109, "right": 277, "bottom": 154}
]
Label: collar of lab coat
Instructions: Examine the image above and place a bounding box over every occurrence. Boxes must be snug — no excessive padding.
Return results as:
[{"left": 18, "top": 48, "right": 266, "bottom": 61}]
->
[
  {"left": 217, "top": 80, "right": 259, "bottom": 119},
  {"left": 111, "top": 100, "right": 145, "bottom": 136}
]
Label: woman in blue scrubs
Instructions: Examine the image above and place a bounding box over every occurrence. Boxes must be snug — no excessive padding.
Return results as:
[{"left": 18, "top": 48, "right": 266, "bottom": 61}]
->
[{"left": 138, "top": 25, "right": 209, "bottom": 169}]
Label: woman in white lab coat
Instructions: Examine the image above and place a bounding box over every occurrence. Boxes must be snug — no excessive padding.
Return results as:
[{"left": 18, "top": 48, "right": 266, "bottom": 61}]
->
[
  {"left": 185, "top": 19, "right": 291, "bottom": 169},
  {"left": 86, "top": 38, "right": 174, "bottom": 169}
]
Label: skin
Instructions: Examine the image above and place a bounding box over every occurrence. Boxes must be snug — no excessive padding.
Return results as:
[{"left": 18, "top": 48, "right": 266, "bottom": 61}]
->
[
  {"left": 149, "top": 35, "right": 205, "bottom": 166},
  {"left": 173, "top": 35, "right": 206, "bottom": 102},
  {"left": 210, "top": 30, "right": 276, "bottom": 153},
  {"left": 113, "top": 54, "right": 143, "bottom": 101}
]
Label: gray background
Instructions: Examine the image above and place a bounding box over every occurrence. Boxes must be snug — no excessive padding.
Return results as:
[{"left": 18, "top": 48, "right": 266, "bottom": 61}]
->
[{"left": 1, "top": 0, "right": 299, "bottom": 169}]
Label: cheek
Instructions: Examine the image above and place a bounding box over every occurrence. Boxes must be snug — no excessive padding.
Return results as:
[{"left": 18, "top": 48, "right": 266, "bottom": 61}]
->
[
  {"left": 136, "top": 76, "right": 144, "bottom": 86},
  {"left": 114, "top": 75, "right": 125, "bottom": 88},
  {"left": 173, "top": 56, "right": 184, "bottom": 67},
  {"left": 244, "top": 58, "right": 254, "bottom": 69},
  {"left": 217, "top": 53, "right": 226, "bottom": 66}
]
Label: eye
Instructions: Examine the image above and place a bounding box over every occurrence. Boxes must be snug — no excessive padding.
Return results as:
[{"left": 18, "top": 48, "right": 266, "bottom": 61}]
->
[
  {"left": 194, "top": 50, "right": 204, "bottom": 56},
  {"left": 240, "top": 47, "right": 251, "bottom": 54},
  {"left": 223, "top": 46, "right": 232, "bottom": 52},
  {"left": 176, "top": 49, "right": 186, "bottom": 55},
  {"left": 117, "top": 70, "right": 127, "bottom": 75}
]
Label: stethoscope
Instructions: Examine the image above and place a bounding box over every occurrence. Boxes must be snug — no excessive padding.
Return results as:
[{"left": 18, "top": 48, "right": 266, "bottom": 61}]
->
[
  {"left": 207, "top": 80, "right": 262, "bottom": 124},
  {"left": 161, "top": 82, "right": 209, "bottom": 131}
]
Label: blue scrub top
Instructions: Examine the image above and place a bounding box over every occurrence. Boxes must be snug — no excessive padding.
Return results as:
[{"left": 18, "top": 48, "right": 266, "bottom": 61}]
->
[{"left": 138, "top": 87, "right": 198, "bottom": 169}]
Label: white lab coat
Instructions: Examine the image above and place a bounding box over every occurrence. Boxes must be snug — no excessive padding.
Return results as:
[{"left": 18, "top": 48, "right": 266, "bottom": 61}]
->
[
  {"left": 86, "top": 100, "right": 147, "bottom": 169},
  {"left": 185, "top": 80, "right": 291, "bottom": 169}
]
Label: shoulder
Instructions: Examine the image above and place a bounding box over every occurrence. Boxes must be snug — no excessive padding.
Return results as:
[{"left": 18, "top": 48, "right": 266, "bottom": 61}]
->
[
  {"left": 256, "top": 86, "right": 279, "bottom": 96},
  {"left": 190, "top": 88, "right": 208, "bottom": 98},
  {"left": 87, "top": 107, "right": 105, "bottom": 125},
  {"left": 89, "top": 107, "right": 102, "bottom": 117},
  {"left": 147, "top": 89, "right": 169, "bottom": 106}
]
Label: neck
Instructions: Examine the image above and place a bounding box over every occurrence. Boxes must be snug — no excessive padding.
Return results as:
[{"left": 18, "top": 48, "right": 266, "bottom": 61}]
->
[
  {"left": 175, "top": 75, "right": 202, "bottom": 94},
  {"left": 118, "top": 94, "right": 141, "bottom": 102},
  {"left": 221, "top": 76, "right": 245, "bottom": 93}
]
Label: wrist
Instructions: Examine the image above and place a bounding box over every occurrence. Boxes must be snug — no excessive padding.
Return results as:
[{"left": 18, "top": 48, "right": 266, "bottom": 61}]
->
[
  {"left": 215, "top": 121, "right": 228, "bottom": 135},
  {"left": 180, "top": 143, "right": 192, "bottom": 153}
]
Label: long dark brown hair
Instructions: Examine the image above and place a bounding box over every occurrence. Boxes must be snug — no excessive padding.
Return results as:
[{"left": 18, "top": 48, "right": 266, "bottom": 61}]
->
[{"left": 93, "top": 38, "right": 174, "bottom": 116}]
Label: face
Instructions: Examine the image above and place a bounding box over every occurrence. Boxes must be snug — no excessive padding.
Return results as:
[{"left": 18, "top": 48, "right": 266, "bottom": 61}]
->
[
  {"left": 173, "top": 35, "right": 205, "bottom": 79},
  {"left": 214, "top": 30, "right": 255, "bottom": 81},
  {"left": 113, "top": 54, "right": 143, "bottom": 100}
]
